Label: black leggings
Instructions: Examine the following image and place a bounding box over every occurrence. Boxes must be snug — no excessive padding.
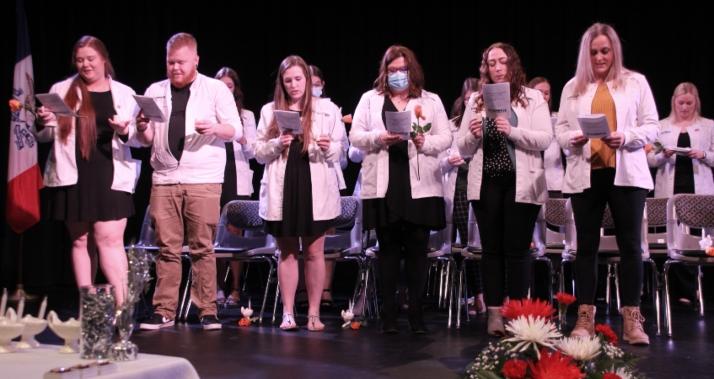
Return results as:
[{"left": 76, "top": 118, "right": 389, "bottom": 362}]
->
[
  {"left": 570, "top": 169, "right": 647, "bottom": 306},
  {"left": 376, "top": 222, "right": 429, "bottom": 323},
  {"left": 471, "top": 174, "right": 541, "bottom": 307}
]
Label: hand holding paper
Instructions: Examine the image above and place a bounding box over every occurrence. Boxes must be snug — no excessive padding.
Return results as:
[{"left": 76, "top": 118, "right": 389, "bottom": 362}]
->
[
  {"left": 577, "top": 114, "right": 610, "bottom": 138},
  {"left": 274, "top": 110, "right": 303, "bottom": 134},
  {"left": 133, "top": 95, "right": 166, "bottom": 122},
  {"left": 35, "top": 93, "right": 77, "bottom": 117},
  {"left": 481, "top": 83, "right": 511, "bottom": 119},
  {"left": 384, "top": 110, "right": 411, "bottom": 140}
]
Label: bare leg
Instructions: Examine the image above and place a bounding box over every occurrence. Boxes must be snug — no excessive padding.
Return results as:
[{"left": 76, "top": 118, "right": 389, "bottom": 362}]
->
[
  {"left": 303, "top": 234, "right": 326, "bottom": 331},
  {"left": 66, "top": 222, "right": 92, "bottom": 288},
  {"left": 228, "top": 260, "right": 242, "bottom": 302},
  {"left": 94, "top": 219, "right": 129, "bottom": 306},
  {"left": 277, "top": 237, "right": 300, "bottom": 329}
]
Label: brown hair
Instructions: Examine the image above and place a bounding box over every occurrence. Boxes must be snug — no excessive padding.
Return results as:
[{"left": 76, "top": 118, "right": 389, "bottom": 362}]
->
[
  {"left": 451, "top": 77, "right": 480, "bottom": 123},
  {"left": 268, "top": 55, "right": 313, "bottom": 154},
  {"left": 215, "top": 67, "right": 244, "bottom": 114},
  {"left": 58, "top": 35, "right": 115, "bottom": 160},
  {"left": 527, "top": 76, "right": 551, "bottom": 108},
  {"left": 373, "top": 45, "right": 424, "bottom": 98},
  {"left": 476, "top": 42, "right": 528, "bottom": 112}
]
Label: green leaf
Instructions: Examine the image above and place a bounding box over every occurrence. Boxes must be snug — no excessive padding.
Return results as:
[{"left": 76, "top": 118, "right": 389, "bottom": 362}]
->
[{"left": 422, "top": 123, "right": 432, "bottom": 132}]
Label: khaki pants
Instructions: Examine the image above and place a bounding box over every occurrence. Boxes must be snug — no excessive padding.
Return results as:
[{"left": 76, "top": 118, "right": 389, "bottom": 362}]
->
[{"left": 150, "top": 183, "right": 221, "bottom": 319}]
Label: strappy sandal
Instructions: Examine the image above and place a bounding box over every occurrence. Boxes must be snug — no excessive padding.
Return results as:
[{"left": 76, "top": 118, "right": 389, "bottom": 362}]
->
[
  {"left": 307, "top": 314, "right": 325, "bottom": 332},
  {"left": 280, "top": 313, "right": 298, "bottom": 331}
]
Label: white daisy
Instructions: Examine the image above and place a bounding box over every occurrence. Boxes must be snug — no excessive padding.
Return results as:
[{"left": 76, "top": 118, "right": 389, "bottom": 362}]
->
[
  {"left": 557, "top": 335, "right": 601, "bottom": 361},
  {"left": 504, "top": 315, "right": 561, "bottom": 358}
]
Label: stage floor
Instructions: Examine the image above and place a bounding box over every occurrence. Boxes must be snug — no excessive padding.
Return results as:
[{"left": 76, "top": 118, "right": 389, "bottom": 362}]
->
[{"left": 125, "top": 303, "right": 714, "bottom": 378}]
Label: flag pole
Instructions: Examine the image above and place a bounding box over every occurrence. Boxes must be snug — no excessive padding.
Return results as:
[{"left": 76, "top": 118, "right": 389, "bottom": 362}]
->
[{"left": 10, "top": 232, "right": 37, "bottom": 301}]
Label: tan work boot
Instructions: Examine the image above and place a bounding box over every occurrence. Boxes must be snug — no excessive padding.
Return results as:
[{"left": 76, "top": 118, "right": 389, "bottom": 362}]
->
[
  {"left": 487, "top": 306, "right": 505, "bottom": 336},
  {"left": 570, "top": 304, "right": 596, "bottom": 338},
  {"left": 621, "top": 306, "right": 650, "bottom": 345}
]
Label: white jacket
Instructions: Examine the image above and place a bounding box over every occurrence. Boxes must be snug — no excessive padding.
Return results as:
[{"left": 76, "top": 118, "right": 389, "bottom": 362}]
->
[
  {"left": 647, "top": 117, "right": 714, "bottom": 197},
  {"left": 440, "top": 121, "right": 462, "bottom": 210},
  {"left": 144, "top": 73, "right": 243, "bottom": 185},
  {"left": 34, "top": 76, "right": 141, "bottom": 193},
  {"left": 255, "top": 98, "right": 343, "bottom": 221},
  {"left": 457, "top": 87, "right": 552, "bottom": 205},
  {"left": 544, "top": 113, "right": 564, "bottom": 192},
  {"left": 555, "top": 72, "right": 659, "bottom": 193},
  {"left": 349, "top": 89, "right": 452, "bottom": 200},
  {"left": 227, "top": 109, "right": 257, "bottom": 196}
]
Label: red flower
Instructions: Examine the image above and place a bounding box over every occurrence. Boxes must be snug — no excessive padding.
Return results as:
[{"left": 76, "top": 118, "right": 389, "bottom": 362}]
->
[
  {"left": 414, "top": 104, "right": 425, "bottom": 120},
  {"left": 595, "top": 324, "right": 619, "bottom": 345},
  {"left": 603, "top": 373, "right": 622, "bottom": 379},
  {"left": 555, "top": 292, "right": 576, "bottom": 306},
  {"left": 9, "top": 98, "right": 22, "bottom": 112},
  {"left": 501, "top": 299, "right": 556, "bottom": 320},
  {"left": 502, "top": 359, "right": 528, "bottom": 379},
  {"left": 529, "top": 349, "right": 584, "bottom": 379}
]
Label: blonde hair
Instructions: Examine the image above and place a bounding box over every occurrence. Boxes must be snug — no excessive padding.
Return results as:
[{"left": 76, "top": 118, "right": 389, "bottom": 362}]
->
[
  {"left": 573, "top": 23, "right": 627, "bottom": 96},
  {"left": 668, "top": 82, "right": 702, "bottom": 122},
  {"left": 166, "top": 32, "right": 197, "bottom": 53}
]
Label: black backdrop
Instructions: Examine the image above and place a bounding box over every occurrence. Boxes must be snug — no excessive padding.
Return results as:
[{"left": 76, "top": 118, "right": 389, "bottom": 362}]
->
[{"left": 1, "top": 1, "right": 712, "bottom": 290}]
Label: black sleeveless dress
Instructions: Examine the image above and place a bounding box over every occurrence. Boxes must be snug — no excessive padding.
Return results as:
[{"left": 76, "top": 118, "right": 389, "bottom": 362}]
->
[{"left": 48, "top": 91, "right": 134, "bottom": 222}]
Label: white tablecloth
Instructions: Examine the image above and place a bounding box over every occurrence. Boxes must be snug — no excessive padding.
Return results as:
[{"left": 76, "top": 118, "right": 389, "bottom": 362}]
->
[{"left": 0, "top": 344, "right": 199, "bottom": 379}]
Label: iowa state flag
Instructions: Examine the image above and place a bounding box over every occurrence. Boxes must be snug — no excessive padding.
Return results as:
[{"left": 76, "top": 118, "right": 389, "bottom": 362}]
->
[{"left": 7, "top": 0, "right": 42, "bottom": 233}]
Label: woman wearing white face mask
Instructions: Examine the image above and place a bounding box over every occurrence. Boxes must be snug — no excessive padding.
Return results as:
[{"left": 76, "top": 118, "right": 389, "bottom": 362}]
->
[{"left": 350, "top": 45, "right": 452, "bottom": 334}]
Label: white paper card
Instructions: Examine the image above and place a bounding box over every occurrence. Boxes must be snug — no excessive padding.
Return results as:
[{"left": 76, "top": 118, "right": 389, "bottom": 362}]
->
[
  {"left": 274, "top": 110, "right": 303, "bottom": 134},
  {"left": 133, "top": 95, "right": 166, "bottom": 122},
  {"left": 670, "top": 146, "right": 692, "bottom": 156},
  {"left": 35, "top": 93, "right": 77, "bottom": 117},
  {"left": 577, "top": 114, "right": 610, "bottom": 138},
  {"left": 481, "top": 82, "right": 511, "bottom": 119},
  {"left": 385, "top": 111, "right": 412, "bottom": 139}
]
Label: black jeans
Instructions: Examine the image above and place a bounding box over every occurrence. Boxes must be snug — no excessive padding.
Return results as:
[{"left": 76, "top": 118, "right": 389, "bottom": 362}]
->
[
  {"left": 570, "top": 168, "right": 647, "bottom": 306},
  {"left": 471, "top": 174, "right": 541, "bottom": 307},
  {"left": 376, "top": 222, "right": 430, "bottom": 324}
]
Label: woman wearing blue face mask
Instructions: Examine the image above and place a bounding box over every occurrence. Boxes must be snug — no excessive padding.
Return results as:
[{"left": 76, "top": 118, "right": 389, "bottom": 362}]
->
[{"left": 350, "top": 45, "right": 452, "bottom": 334}]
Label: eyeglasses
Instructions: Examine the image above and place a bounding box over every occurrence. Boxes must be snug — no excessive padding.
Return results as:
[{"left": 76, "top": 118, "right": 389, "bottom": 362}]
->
[{"left": 387, "top": 66, "right": 409, "bottom": 74}]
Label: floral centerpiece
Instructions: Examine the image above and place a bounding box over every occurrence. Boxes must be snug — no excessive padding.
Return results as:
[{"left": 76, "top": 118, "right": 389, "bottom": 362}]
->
[{"left": 465, "top": 299, "right": 645, "bottom": 379}]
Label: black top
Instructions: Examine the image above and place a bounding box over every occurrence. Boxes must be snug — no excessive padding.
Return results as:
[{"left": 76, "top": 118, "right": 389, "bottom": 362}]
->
[
  {"left": 47, "top": 90, "right": 134, "bottom": 222},
  {"left": 362, "top": 97, "right": 445, "bottom": 230},
  {"left": 168, "top": 84, "right": 191, "bottom": 161},
  {"left": 674, "top": 131, "right": 695, "bottom": 194},
  {"left": 482, "top": 117, "right": 515, "bottom": 177}
]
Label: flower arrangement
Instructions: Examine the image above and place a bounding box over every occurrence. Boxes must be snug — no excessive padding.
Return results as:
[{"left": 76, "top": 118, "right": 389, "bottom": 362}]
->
[{"left": 464, "top": 298, "right": 645, "bottom": 379}]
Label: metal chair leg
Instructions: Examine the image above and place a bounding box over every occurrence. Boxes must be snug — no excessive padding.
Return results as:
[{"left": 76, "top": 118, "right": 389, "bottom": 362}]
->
[
  {"left": 605, "top": 263, "right": 612, "bottom": 313},
  {"left": 663, "top": 261, "right": 673, "bottom": 337},
  {"left": 614, "top": 263, "right": 621, "bottom": 311},
  {"left": 696, "top": 265, "right": 704, "bottom": 317}
]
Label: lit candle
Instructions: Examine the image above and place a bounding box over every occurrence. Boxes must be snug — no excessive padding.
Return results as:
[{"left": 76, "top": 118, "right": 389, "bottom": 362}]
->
[
  {"left": 17, "top": 296, "right": 25, "bottom": 319},
  {"left": 0, "top": 288, "right": 6, "bottom": 317},
  {"left": 38, "top": 296, "right": 48, "bottom": 319}
]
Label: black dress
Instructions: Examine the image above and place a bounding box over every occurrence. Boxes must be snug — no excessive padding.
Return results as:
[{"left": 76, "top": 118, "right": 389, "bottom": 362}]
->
[
  {"left": 48, "top": 91, "right": 134, "bottom": 222},
  {"left": 220, "top": 142, "right": 251, "bottom": 208},
  {"left": 264, "top": 136, "right": 334, "bottom": 237},
  {"left": 362, "top": 98, "right": 446, "bottom": 231},
  {"left": 673, "top": 132, "right": 695, "bottom": 194}
]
